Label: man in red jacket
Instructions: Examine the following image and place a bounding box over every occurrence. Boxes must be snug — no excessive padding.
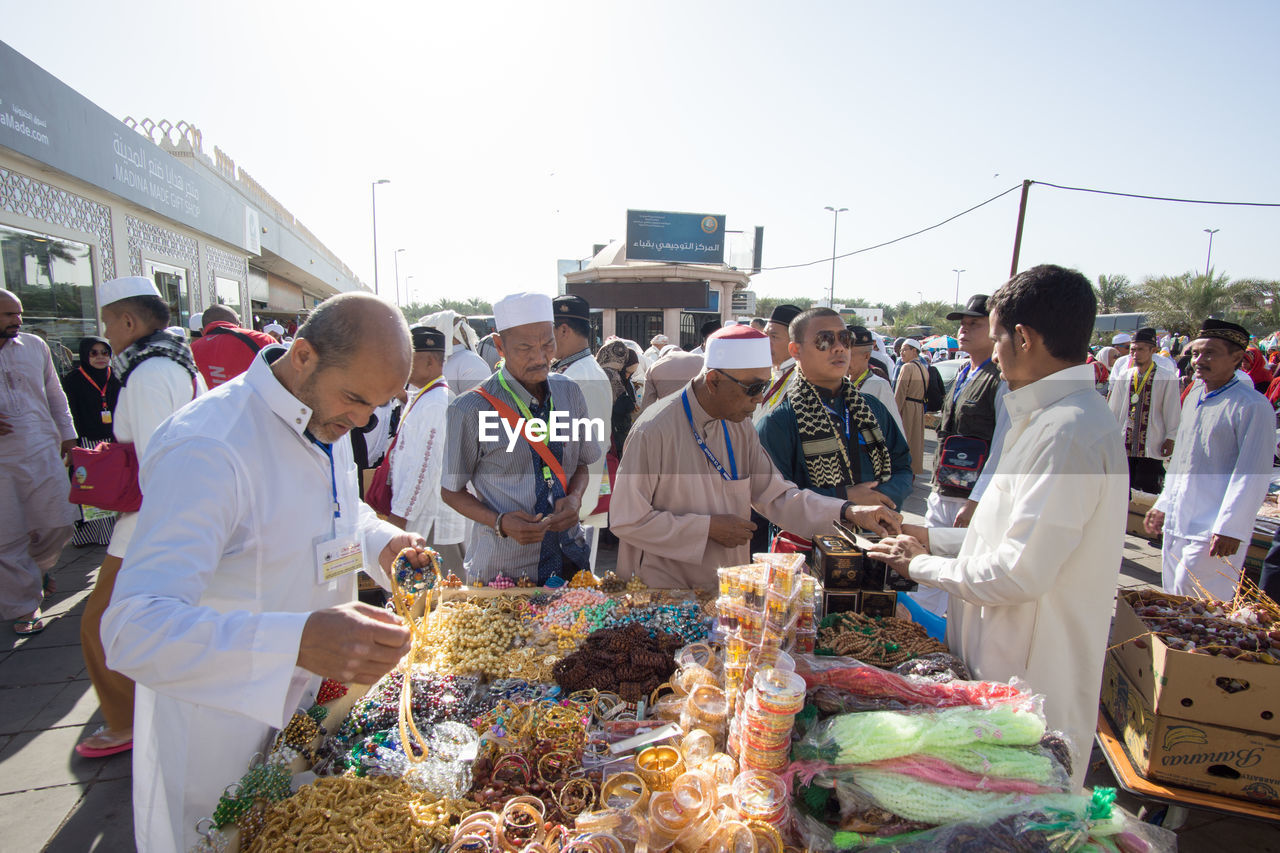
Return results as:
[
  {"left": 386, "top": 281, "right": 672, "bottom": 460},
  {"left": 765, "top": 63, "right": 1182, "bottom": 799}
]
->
[{"left": 191, "top": 305, "right": 276, "bottom": 388}]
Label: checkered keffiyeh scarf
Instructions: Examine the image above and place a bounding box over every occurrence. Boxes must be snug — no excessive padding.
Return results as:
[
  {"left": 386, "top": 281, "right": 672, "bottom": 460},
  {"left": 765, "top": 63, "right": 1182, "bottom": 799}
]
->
[
  {"left": 789, "top": 367, "right": 893, "bottom": 488},
  {"left": 113, "top": 328, "right": 199, "bottom": 386}
]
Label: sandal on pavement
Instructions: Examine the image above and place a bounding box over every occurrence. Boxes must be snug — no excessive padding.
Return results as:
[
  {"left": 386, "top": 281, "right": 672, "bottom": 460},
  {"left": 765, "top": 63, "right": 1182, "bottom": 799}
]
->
[
  {"left": 75, "top": 726, "right": 133, "bottom": 758},
  {"left": 42, "top": 573, "right": 56, "bottom": 595},
  {"left": 13, "top": 614, "right": 45, "bottom": 635}
]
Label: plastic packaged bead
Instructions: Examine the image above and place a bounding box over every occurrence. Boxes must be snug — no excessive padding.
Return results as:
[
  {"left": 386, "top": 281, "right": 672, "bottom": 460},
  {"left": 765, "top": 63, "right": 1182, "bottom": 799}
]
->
[
  {"left": 731, "top": 769, "right": 788, "bottom": 824},
  {"left": 751, "top": 668, "right": 805, "bottom": 716}
]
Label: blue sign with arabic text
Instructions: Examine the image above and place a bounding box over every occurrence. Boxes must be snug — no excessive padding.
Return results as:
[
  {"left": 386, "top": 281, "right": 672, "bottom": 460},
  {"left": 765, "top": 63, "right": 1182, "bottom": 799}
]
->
[{"left": 626, "top": 209, "right": 725, "bottom": 264}]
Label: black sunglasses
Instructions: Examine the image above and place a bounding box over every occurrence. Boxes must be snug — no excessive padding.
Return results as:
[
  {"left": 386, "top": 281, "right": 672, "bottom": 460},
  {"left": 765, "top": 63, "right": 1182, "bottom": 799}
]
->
[
  {"left": 714, "top": 369, "right": 770, "bottom": 397},
  {"left": 811, "top": 329, "right": 853, "bottom": 351}
]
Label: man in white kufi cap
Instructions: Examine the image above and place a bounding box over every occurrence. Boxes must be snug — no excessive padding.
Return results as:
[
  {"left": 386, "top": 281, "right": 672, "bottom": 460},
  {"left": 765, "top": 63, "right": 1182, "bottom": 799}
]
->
[
  {"left": 77, "top": 276, "right": 208, "bottom": 761},
  {"left": 611, "top": 325, "right": 902, "bottom": 590},
  {"left": 441, "top": 292, "right": 600, "bottom": 584}
]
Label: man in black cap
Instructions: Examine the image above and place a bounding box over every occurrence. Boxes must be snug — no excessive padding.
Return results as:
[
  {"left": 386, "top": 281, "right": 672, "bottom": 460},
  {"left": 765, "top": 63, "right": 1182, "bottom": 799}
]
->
[
  {"left": 846, "top": 324, "right": 902, "bottom": 432},
  {"left": 925, "top": 295, "right": 1006, "bottom": 523},
  {"left": 755, "top": 303, "right": 802, "bottom": 424},
  {"left": 1145, "top": 318, "right": 1274, "bottom": 601},
  {"left": 689, "top": 319, "right": 722, "bottom": 356},
  {"left": 551, "top": 294, "right": 612, "bottom": 550},
  {"left": 1106, "top": 327, "right": 1181, "bottom": 494},
  {"left": 389, "top": 326, "right": 467, "bottom": 575}
]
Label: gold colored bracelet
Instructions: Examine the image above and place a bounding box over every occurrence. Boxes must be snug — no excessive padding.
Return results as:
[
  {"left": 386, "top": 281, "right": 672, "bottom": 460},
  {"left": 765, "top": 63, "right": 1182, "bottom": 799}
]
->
[
  {"left": 598, "top": 771, "right": 650, "bottom": 813},
  {"left": 635, "top": 745, "right": 685, "bottom": 792}
]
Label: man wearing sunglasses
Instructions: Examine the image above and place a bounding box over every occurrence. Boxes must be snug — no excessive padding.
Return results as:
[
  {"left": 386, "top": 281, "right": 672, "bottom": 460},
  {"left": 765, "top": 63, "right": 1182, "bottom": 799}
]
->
[
  {"left": 757, "top": 309, "right": 913, "bottom": 553},
  {"left": 611, "top": 324, "right": 901, "bottom": 590}
]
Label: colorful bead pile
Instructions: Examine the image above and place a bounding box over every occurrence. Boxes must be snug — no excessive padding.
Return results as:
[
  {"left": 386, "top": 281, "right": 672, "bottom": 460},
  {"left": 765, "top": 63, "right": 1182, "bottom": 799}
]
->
[{"left": 490, "top": 573, "right": 515, "bottom": 590}]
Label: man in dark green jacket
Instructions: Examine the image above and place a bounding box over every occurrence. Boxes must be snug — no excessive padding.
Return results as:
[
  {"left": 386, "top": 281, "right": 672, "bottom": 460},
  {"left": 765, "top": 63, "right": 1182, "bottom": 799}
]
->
[{"left": 757, "top": 308, "right": 913, "bottom": 548}]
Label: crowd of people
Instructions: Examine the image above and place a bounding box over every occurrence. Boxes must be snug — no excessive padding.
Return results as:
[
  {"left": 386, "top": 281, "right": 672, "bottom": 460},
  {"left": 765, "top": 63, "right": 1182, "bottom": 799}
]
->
[{"left": 2, "top": 263, "right": 1279, "bottom": 849}]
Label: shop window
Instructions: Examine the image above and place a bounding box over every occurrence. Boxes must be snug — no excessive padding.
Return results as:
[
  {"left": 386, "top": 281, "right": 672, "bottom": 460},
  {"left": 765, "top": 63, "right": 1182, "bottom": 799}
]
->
[
  {"left": 0, "top": 223, "right": 96, "bottom": 367},
  {"left": 681, "top": 311, "right": 719, "bottom": 351},
  {"left": 146, "top": 259, "right": 189, "bottom": 332},
  {"left": 213, "top": 276, "right": 243, "bottom": 324}
]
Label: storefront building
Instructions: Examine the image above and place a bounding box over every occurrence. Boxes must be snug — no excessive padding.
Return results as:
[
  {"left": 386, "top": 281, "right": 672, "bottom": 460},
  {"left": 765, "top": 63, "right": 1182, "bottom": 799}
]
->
[
  {"left": 563, "top": 240, "right": 751, "bottom": 350},
  {"left": 0, "top": 40, "right": 368, "bottom": 363}
]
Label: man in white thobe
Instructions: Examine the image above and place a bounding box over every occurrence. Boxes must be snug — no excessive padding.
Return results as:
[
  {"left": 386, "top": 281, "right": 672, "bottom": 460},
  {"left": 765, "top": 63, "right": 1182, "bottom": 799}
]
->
[
  {"left": 388, "top": 325, "right": 466, "bottom": 575},
  {"left": 1106, "top": 327, "right": 1181, "bottom": 495},
  {"left": 551, "top": 295, "right": 612, "bottom": 531},
  {"left": 421, "top": 310, "right": 491, "bottom": 393},
  {"left": 644, "top": 334, "right": 669, "bottom": 361},
  {"left": 102, "top": 294, "right": 429, "bottom": 852},
  {"left": 1145, "top": 319, "right": 1275, "bottom": 602},
  {"left": 0, "top": 289, "right": 77, "bottom": 633},
  {"left": 871, "top": 265, "right": 1128, "bottom": 788}
]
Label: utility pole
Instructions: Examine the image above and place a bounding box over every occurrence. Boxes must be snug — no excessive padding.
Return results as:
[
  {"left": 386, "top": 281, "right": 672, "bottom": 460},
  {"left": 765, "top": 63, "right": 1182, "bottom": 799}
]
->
[
  {"left": 371, "top": 179, "right": 390, "bottom": 295},
  {"left": 1009, "top": 180, "right": 1032, "bottom": 278},
  {"left": 394, "top": 248, "right": 406, "bottom": 307},
  {"left": 1203, "top": 228, "right": 1220, "bottom": 279},
  {"left": 824, "top": 206, "right": 848, "bottom": 307}
]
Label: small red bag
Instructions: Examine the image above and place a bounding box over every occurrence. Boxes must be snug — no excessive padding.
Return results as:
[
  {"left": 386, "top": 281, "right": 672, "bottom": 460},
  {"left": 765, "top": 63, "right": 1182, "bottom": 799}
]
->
[{"left": 68, "top": 441, "right": 142, "bottom": 513}]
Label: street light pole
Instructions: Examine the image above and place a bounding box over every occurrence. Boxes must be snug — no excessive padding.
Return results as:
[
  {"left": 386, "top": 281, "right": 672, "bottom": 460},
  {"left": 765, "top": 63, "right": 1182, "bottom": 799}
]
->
[
  {"left": 1203, "top": 228, "right": 1220, "bottom": 279},
  {"left": 405, "top": 275, "right": 415, "bottom": 307},
  {"left": 824, "top": 206, "right": 848, "bottom": 307},
  {"left": 952, "top": 269, "right": 966, "bottom": 307},
  {"left": 371, "top": 179, "right": 390, "bottom": 296},
  {"left": 394, "top": 248, "right": 406, "bottom": 307}
]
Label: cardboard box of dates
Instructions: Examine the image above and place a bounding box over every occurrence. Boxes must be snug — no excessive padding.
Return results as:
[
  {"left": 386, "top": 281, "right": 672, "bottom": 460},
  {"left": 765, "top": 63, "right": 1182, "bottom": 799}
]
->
[
  {"left": 1109, "top": 588, "right": 1279, "bottom": 735},
  {"left": 1100, "top": 652, "right": 1280, "bottom": 803}
]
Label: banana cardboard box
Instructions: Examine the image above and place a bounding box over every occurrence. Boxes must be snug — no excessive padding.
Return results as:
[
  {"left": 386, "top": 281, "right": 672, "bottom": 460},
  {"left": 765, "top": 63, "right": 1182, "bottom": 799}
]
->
[
  {"left": 1109, "top": 588, "right": 1279, "bottom": 735},
  {"left": 1101, "top": 651, "right": 1280, "bottom": 804}
]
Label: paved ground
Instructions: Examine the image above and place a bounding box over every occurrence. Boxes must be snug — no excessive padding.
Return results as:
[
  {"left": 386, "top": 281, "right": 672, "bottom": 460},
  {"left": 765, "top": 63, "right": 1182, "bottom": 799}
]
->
[{"left": 2, "top": 443, "right": 1277, "bottom": 850}]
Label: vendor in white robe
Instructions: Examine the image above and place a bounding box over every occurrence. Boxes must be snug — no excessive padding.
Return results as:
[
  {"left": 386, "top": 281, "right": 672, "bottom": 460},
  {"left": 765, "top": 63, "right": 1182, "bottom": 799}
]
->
[
  {"left": 1145, "top": 319, "right": 1274, "bottom": 602},
  {"left": 754, "top": 303, "right": 801, "bottom": 426},
  {"left": 612, "top": 325, "right": 901, "bottom": 590},
  {"left": 101, "top": 293, "right": 431, "bottom": 852},
  {"left": 388, "top": 325, "right": 466, "bottom": 574},
  {"left": 0, "top": 289, "right": 77, "bottom": 634},
  {"left": 551, "top": 295, "right": 613, "bottom": 535},
  {"left": 846, "top": 325, "right": 903, "bottom": 433},
  {"left": 870, "top": 265, "right": 1128, "bottom": 788}
]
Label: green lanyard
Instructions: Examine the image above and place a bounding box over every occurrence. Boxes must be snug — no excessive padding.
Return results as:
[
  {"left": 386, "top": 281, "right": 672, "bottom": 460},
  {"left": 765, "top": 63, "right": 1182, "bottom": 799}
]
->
[{"left": 496, "top": 369, "right": 556, "bottom": 486}]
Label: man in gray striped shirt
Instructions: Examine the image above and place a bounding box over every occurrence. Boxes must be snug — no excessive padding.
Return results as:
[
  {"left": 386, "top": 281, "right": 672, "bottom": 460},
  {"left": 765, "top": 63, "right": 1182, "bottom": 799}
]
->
[{"left": 442, "top": 293, "right": 600, "bottom": 584}]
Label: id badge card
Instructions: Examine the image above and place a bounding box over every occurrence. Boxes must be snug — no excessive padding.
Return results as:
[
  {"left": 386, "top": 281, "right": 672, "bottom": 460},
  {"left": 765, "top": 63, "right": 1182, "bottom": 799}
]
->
[
  {"left": 315, "top": 534, "right": 363, "bottom": 584},
  {"left": 101, "top": 410, "right": 112, "bottom": 424}
]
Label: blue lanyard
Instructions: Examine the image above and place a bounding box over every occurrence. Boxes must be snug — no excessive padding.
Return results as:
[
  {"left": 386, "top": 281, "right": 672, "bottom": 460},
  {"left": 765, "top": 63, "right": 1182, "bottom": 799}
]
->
[
  {"left": 682, "top": 390, "right": 737, "bottom": 481},
  {"left": 1197, "top": 377, "right": 1238, "bottom": 408},
  {"left": 307, "top": 433, "right": 340, "bottom": 520},
  {"left": 823, "top": 398, "right": 852, "bottom": 442},
  {"left": 952, "top": 358, "right": 991, "bottom": 402}
]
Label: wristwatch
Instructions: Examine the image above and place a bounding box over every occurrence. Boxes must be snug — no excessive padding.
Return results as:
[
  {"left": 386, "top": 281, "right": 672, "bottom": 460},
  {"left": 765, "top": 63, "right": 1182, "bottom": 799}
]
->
[
  {"left": 839, "top": 500, "right": 855, "bottom": 522},
  {"left": 494, "top": 512, "right": 509, "bottom": 538}
]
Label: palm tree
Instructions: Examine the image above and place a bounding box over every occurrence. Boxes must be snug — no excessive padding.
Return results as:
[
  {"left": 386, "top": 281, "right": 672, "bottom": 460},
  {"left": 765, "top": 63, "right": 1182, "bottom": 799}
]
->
[
  {"left": 1137, "top": 271, "right": 1258, "bottom": 335},
  {"left": 1094, "top": 274, "right": 1133, "bottom": 314}
]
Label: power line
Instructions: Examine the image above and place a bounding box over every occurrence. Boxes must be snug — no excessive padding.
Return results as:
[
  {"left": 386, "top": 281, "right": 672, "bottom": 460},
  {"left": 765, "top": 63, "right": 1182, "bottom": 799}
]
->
[
  {"left": 1034, "top": 180, "right": 1280, "bottom": 208},
  {"left": 757, "top": 184, "right": 1023, "bottom": 272}
]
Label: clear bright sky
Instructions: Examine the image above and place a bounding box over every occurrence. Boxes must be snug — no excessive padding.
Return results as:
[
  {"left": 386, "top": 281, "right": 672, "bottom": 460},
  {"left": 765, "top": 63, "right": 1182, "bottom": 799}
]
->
[{"left": 5, "top": 0, "right": 1279, "bottom": 308}]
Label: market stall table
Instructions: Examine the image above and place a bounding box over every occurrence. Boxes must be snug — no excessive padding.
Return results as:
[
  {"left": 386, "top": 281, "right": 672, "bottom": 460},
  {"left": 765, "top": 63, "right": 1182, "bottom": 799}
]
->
[{"left": 1095, "top": 710, "right": 1280, "bottom": 830}]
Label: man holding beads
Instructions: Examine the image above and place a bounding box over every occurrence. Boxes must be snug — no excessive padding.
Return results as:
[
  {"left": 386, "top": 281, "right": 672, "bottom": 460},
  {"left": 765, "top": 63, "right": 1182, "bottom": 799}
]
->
[{"left": 101, "top": 293, "right": 431, "bottom": 851}]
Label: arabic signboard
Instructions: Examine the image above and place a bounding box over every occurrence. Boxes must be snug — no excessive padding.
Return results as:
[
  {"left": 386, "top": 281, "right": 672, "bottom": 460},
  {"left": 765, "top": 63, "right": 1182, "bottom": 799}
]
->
[
  {"left": 0, "top": 40, "right": 250, "bottom": 252},
  {"left": 626, "top": 209, "right": 725, "bottom": 264}
]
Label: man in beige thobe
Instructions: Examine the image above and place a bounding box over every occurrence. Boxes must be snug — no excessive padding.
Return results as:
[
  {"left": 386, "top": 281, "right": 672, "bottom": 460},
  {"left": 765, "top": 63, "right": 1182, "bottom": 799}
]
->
[{"left": 611, "top": 325, "right": 901, "bottom": 590}]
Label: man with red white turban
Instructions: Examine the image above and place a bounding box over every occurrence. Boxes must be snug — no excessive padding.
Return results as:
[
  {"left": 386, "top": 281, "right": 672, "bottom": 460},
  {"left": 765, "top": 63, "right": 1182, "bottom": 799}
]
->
[{"left": 611, "top": 325, "right": 901, "bottom": 589}]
